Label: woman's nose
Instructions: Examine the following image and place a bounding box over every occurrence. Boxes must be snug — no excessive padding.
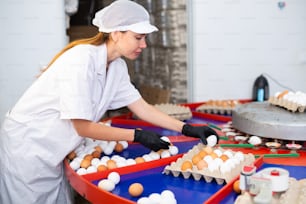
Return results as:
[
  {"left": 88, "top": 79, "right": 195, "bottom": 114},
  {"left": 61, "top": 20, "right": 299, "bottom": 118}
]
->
[{"left": 140, "top": 39, "right": 147, "bottom": 48}]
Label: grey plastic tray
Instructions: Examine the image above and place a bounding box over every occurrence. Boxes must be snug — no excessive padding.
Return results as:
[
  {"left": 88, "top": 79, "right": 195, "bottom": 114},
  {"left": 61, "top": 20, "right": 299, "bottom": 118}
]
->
[{"left": 232, "top": 102, "right": 306, "bottom": 141}]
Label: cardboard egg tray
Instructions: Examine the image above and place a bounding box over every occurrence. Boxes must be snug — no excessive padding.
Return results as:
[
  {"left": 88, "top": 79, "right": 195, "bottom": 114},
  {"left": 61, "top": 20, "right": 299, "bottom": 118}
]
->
[
  {"left": 154, "top": 103, "right": 192, "bottom": 120},
  {"left": 268, "top": 96, "right": 306, "bottom": 113},
  {"left": 196, "top": 105, "right": 234, "bottom": 115},
  {"left": 163, "top": 143, "right": 255, "bottom": 185}
]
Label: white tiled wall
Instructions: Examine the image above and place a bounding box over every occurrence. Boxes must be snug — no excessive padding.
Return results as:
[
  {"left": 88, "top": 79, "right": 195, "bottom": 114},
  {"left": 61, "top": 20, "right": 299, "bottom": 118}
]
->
[{"left": 189, "top": 0, "right": 306, "bottom": 102}]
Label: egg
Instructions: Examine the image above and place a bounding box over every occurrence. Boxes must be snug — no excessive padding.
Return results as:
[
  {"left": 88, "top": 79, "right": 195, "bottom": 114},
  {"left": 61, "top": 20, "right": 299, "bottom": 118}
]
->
[
  {"left": 86, "top": 166, "right": 97, "bottom": 174},
  {"left": 69, "top": 160, "right": 80, "bottom": 170},
  {"left": 107, "top": 172, "right": 120, "bottom": 185},
  {"left": 181, "top": 160, "right": 193, "bottom": 171},
  {"left": 248, "top": 135, "right": 262, "bottom": 146},
  {"left": 137, "top": 197, "right": 150, "bottom": 204},
  {"left": 196, "top": 159, "right": 208, "bottom": 170},
  {"left": 161, "top": 136, "right": 171, "bottom": 143},
  {"left": 161, "top": 150, "right": 171, "bottom": 158},
  {"left": 206, "top": 135, "right": 218, "bottom": 147},
  {"left": 76, "top": 168, "right": 87, "bottom": 175},
  {"left": 213, "top": 149, "right": 223, "bottom": 157},
  {"left": 91, "top": 150, "right": 101, "bottom": 158},
  {"left": 148, "top": 193, "right": 162, "bottom": 203},
  {"left": 67, "top": 151, "right": 77, "bottom": 160},
  {"left": 161, "top": 190, "right": 175, "bottom": 200},
  {"left": 233, "top": 180, "right": 241, "bottom": 193},
  {"left": 114, "top": 142, "right": 124, "bottom": 153},
  {"left": 129, "top": 183, "right": 144, "bottom": 197},
  {"left": 83, "top": 154, "right": 93, "bottom": 161},
  {"left": 106, "top": 159, "right": 117, "bottom": 169},
  {"left": 192, "top": 154, "right": 202, "bottom": 165},
  {"left": 97, "top": 164, "right": 108, "bottom": 172},
  {"left": 169, "top": 146, "right": 179, "bottom": 155},
  {"left": 98, "top": 179, "right": 115, "bottom": 192},
  {"left": 203, "top": 146, "right": 213, "bottom": 154},
  {"left": 118, "top": 141, "right": 128, "bottom": 149},
  {"left": 198, "top": 150, "right": 208, "bottom": 159},
  {"left": 220, "top": 154, "right": 229, "bottom": 162},
  {"left": 135, "top": 157, "right": 145, "bottom": 164},
  {"left": 80, "top": 159, "right": 91, "bottom": 169},
  {"left": 94, "top": 145, "right": 103, "bottom": 153}
]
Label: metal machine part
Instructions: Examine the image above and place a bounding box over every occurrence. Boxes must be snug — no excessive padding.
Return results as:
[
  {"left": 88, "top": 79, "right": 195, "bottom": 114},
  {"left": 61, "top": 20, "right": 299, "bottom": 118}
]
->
[{"left": 232, "top": 102, "right": 306, "bottom": 141}]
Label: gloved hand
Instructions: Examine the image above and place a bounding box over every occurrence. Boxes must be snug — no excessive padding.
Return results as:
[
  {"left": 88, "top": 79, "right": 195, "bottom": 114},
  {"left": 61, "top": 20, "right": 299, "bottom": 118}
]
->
[
  {"left": 182, "top": 124, "right": 219, "bottom": 145},
  {"left": 134, "top": 129, "right": 170, "bottom": 152}
]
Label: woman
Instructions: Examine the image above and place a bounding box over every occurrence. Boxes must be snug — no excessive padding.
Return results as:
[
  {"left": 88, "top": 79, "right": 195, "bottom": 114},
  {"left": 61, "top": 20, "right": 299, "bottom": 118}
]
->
[{"left": 0, "top": 0, "right": 218, "bottom": 203}]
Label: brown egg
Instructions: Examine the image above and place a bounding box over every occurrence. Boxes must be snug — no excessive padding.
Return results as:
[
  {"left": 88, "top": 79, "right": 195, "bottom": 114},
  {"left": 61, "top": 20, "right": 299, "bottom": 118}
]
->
[
  {"left": 128, "top": 183, "right": 144, "bottom": 197},
  {"left": 80, "top": 159, "right": 91, "bottom": 169},
  {"left": 94, "top": 146, "right": 103, "bottom": 153},
  {"left": 198, "top": 150, "right": 208, "bottom": 159},
  {"left": 233, "top": 180, "right": 241, "bottom": 194},
  {"left": 192, "top": 155, "right": 202, "bottom": 165},
  {"left": 220, "top": 154, "right": 229, "bottom": 162},
  {"left": 196, "top": 159, "right": 208, "bottom": 170},
  {"left": 135, "top": 157, "right": 145, "bottom": 164},
  {"left": 83, "top": 154, "right": 93, "bottom": 161},
  {"left": 181, "top": 160, "right": 193, "bottom": 171},
  {"left": 114, "top": 143, "right": 124, "bottom": 153},
  {"left": 97, "top": 164, "right": 108, "bottom": 172},
  {"left": 106, "top": 160, "right": 117, "bottom": 169},
  {"left": 91, "top": 150, "right": 101, "bottom": 158},
  {"left": 204, "top": 146, "right": 213, "bottom": 154},
  {"left": 210, "top": 152, "right": 218, "bottom": 159},
  {"left": 67, "top": 151, "right": 76, "bottom": 160}
]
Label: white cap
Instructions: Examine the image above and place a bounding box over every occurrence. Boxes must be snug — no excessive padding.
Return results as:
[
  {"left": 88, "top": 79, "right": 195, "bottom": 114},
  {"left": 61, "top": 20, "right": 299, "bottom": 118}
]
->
[{"left": 92, "top": 0, "right": 158, "bottom": 34}]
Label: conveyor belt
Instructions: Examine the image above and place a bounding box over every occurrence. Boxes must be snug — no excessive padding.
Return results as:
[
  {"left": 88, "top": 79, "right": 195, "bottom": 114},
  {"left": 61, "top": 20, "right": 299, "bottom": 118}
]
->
[{"left": 232, "top": 102, "right": 306, "bottom": 141}]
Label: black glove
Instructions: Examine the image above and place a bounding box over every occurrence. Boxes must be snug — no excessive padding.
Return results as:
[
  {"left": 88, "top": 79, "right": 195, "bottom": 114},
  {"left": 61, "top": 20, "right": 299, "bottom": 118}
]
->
[
  {"left": 133, "top": 129, "right": 170, "bottom": 152},
  {"left": 182, "top": 124, "right": 219, "bottom": 145}
]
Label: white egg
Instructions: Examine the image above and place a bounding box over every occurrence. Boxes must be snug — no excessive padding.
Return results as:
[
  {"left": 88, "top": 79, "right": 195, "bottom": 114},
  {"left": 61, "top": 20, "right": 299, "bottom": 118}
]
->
[
  {"left": 161, "top": 190, "right": 175, "bottom": 200},
  {"left": 70, "top": 160, "right": 80, "bottom": 171},
  {"left": 206, "top": 135, "right": 218, "bottom": 147},
  {"left": 213, "top": 158, "right": 224, "bottom": 167},
  {"left": 223, "top": 150, "right": 234, "bottom": 158},
  {"left": 100, "top": 156, "right": 110, "bottom": 163},
  {"left": 86, "top": 166, "right": 97, "bottom": 174},
  {"left": 107, "top": 172, "right": 120, "bottom": 185},
  {"left": 208, "top": 161, "right": 219, "bottom": 172},
  {"left": 161, "top": 136, "right": 171, "bottom": 143},
  {"left": 137, "top": 197, "right": 151, "bottom": 204},
  {"left": 161, "top": 150, "right": 171, "bottom": 158},
  {"left": 204, "top": 155, "right": 213, "bottom": 163},
  {"left": 103, "top": 145, "right": 114, "bottom": 155},
  {"left": 160, "top": 197, "right": 177, "bottom": 204},
  {"left": 149, "top": 193, "right": 162, "bottom": 203},
  {"left": 248, "top": 135, "right": 262, "bottom": 145},
  {"left": 126, "top": 158, "right": 137, "bottom": 166},
  {"left": 76, "top": 168, "right": 87, "bottom": 175},
  {"left": 91, "top": 158, "right": 100, "bottom": 166},
  {"left": 149, "top": 151, "right": 160, "bottom": 160},
  {"left": 98, "top": 179, "right": 115, "bottom": 192},
  {"left": 213, "top": 149, "right": 222, "bottom": 157},
  {"left": 143, "top": 154, "right": 153, "bottom": 162},
  {"left": 169, "top": 146, "right": 179, "bottom": 155}
]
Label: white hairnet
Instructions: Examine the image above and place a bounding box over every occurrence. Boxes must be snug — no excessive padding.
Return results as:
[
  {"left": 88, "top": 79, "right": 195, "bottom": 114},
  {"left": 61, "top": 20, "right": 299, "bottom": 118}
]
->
[{"left": 92, "top": 0, "right": 158, "bottom": 34}]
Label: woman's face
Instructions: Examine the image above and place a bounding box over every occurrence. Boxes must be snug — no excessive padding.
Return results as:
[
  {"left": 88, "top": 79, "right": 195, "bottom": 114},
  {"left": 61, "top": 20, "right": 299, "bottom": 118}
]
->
[{"left": 115, "top": 31, "right": 148, "bottom": 60}]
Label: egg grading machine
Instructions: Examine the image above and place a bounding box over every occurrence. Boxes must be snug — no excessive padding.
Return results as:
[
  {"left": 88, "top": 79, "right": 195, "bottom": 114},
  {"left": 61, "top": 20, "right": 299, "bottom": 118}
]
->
[{"left": 232, "top": 101, "right": 306, "bottom": 141}]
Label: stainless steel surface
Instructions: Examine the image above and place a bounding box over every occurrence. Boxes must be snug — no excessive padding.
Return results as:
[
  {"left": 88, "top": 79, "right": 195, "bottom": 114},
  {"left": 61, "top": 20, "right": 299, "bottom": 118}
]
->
[{"left": 232, "top": 102, "right": 306, "bottom": 141}]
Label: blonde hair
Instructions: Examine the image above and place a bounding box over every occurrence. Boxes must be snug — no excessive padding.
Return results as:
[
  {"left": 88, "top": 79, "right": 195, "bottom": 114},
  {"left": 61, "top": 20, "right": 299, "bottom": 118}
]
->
[{"left": 39, "top": 32, "right": 109, "bottom": 76}]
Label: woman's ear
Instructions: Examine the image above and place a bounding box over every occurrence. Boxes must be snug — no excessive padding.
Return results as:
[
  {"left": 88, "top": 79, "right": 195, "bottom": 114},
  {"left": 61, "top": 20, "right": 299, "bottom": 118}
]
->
[{"left": 110, "top": 31, "right": 121, "bottom": 43}]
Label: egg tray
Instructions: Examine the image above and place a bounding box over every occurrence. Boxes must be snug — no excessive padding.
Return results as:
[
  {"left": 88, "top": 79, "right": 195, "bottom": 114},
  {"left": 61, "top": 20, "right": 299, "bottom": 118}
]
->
[
  {"left": 154, "top": 103, "right": 193, "bottom": 121},
  {"left": 268, "top": 96, "right": 306, "bottom": 113},
  {"left": 234, "top": 178, "right": 306, "bottom": 204},
  {"left": 162, "top": 143, "right": 256, "bottom": 185},
  {"left": 195, "top": 106, "right": 234, "bottom": 115}
]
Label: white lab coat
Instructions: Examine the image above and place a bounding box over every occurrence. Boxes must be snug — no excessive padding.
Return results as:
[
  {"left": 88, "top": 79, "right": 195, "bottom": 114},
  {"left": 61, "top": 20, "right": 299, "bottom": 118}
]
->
[{"left": 0, "top": 43, "right": 141, "bottom": 204}]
